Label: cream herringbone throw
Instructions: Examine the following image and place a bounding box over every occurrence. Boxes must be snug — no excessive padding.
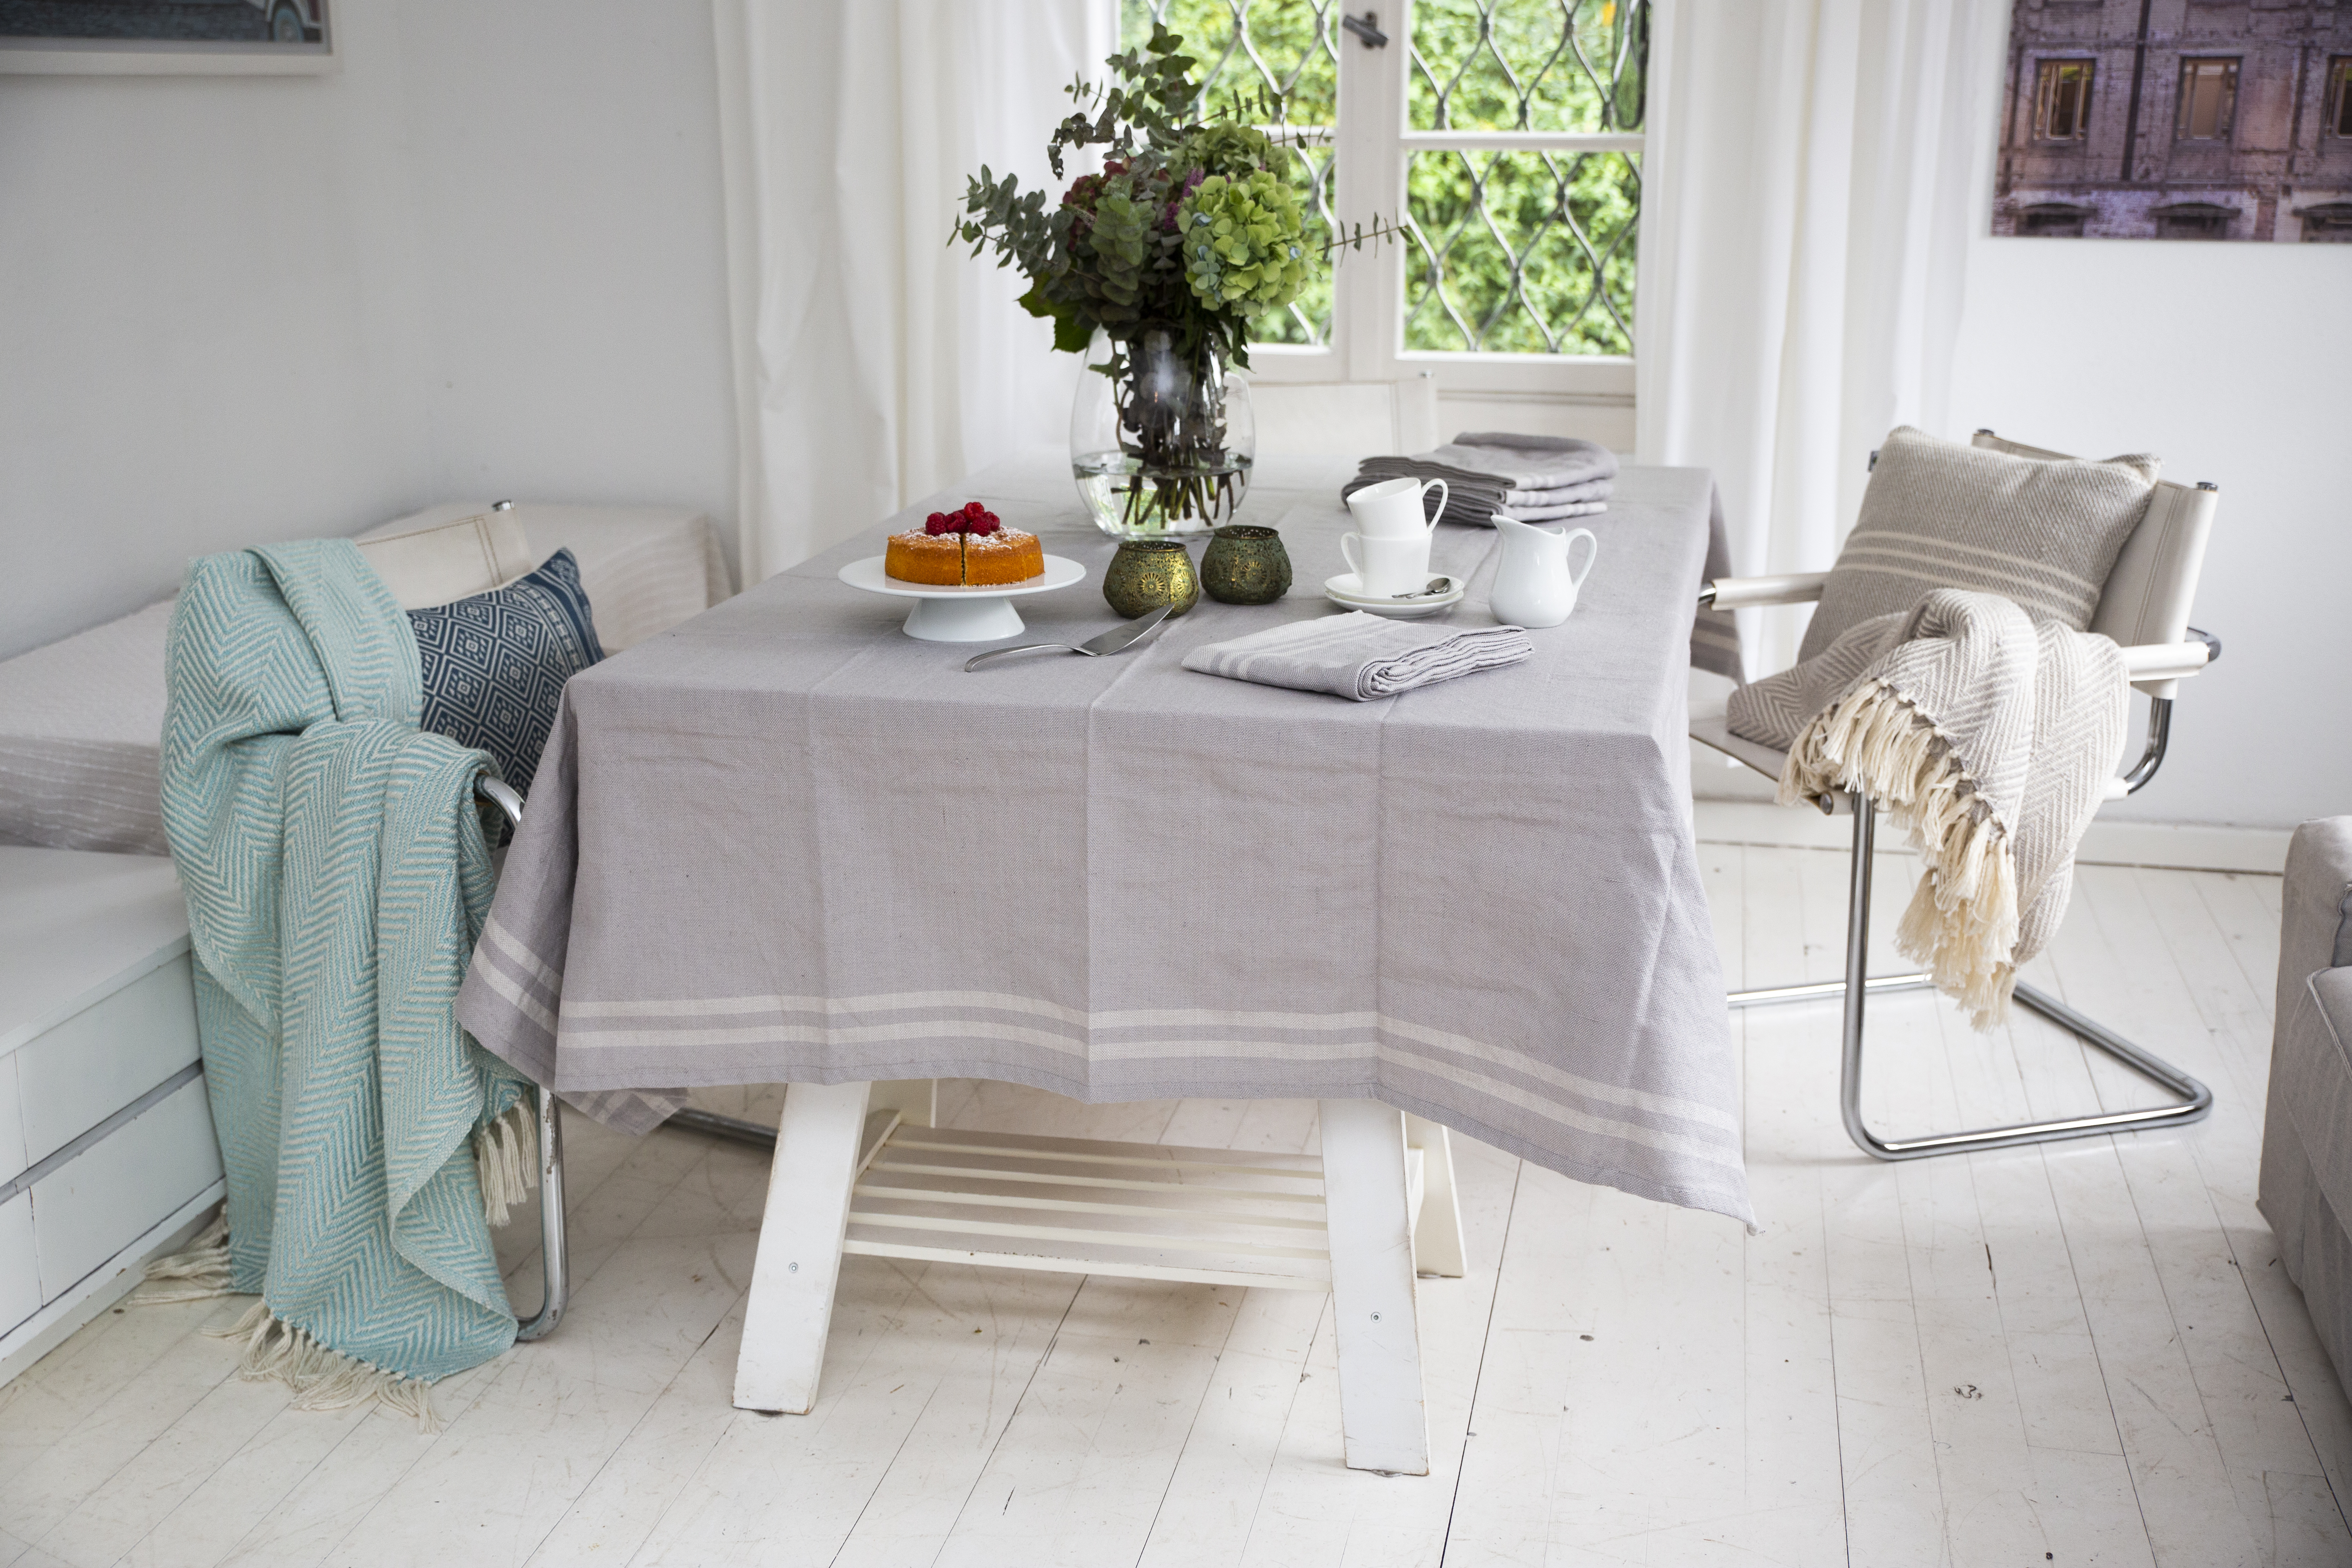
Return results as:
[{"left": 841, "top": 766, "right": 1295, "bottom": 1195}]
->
[{"left": 1728, "top": 589, "right": 2128, "bottom": 1025}]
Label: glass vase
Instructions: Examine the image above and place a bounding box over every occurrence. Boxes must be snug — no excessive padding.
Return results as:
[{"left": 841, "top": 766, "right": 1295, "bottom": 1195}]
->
[{"left": 1069, "top": 327, "right": 1255, "bottom": 539}]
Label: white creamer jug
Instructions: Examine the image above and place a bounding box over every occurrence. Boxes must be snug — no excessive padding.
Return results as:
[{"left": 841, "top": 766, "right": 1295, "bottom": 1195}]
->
[{"left": 1486, "top": 516, "right": 1598, "bottom": 629}]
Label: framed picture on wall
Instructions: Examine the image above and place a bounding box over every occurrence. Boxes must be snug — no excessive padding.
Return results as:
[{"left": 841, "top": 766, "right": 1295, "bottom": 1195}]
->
[
  {"left": 0, "top": 0, "right": 332, "bottom": 75},
  {"left": 1992, "top": 0, "right": 2352, "bottom": 242}
]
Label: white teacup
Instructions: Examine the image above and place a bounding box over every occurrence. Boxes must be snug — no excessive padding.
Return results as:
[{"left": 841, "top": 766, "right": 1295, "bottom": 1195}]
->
[
  {"left": 1346, "top": 476, "right": 1449, "bottom": 539},
  {"left": 1341, "top": 530, "right": 1434, "bottom": 597}
]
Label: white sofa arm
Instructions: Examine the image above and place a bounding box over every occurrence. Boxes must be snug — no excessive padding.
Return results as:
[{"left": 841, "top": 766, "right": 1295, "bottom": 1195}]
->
[{"left": 1699, "top": 572, "right": 1829, "bottom": 610}]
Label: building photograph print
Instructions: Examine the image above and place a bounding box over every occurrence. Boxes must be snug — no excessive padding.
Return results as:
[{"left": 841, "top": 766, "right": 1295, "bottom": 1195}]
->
[{"left": 1995, "top": 0, "right": 2352, "bottom": 240}]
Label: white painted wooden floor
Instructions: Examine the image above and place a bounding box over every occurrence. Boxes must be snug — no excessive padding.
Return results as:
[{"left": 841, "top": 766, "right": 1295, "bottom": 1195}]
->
[{"left": 2, "top": 846, "right": 2345, "bottom": 1566}]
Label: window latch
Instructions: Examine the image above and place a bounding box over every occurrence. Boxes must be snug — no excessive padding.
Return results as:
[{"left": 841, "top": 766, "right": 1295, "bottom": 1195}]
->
[{"left": 1342, "top": 11, "right": 1388, "bottom": 48}]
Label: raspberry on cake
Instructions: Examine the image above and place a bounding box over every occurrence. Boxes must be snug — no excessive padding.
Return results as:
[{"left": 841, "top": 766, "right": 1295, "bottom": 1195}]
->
[{"left": 883, "top": 503, "right": 1045, "bottom": 586}]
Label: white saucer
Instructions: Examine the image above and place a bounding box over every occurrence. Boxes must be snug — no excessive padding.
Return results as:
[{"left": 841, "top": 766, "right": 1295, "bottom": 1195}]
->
[
  {"left": 1323, "top": 572, "right": 1466, "bottom": 619},
  {"left": 839, "top": 554, "right": 1087, "bottom": 641}
]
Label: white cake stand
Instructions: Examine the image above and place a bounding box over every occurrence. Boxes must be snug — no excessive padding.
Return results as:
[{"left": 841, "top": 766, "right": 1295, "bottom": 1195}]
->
[{"left": 837, "top": 554, "right": 1088, "bottom": 642}]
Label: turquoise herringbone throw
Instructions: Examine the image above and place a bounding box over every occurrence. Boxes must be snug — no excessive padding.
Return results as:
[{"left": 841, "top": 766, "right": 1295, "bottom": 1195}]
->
[{"left": 158, "top": 539, "right": 532, "bottom": 1416}]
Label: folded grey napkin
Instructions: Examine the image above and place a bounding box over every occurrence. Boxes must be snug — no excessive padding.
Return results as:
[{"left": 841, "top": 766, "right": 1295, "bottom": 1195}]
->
[
  {"left": 1450, "top": 431, "right": 1620, "bottom": 489},
  {"left": 1345, "top": 431, "right": 1618, "bottom": 526},
  {"left": 1181, "top": 611, "right": 1533, "bottom": 701},
  {"left": 1410, "top": 444, "right": 1613, "bottom": 505},
  {"left": 1513, "top": 497, "right": 1611, "bottom": 521},
  {"left": 1343, "top": 463, "right": 1508, "bottom": 523}
]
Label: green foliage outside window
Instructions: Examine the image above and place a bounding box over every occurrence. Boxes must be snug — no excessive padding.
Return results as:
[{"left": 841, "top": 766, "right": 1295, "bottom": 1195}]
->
[{"left": 1120, "top": 0, "right": 1645, "bottom": 356}]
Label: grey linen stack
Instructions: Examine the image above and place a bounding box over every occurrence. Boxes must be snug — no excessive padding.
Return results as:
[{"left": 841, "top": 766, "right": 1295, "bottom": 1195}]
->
[
  {"left": 1344, "top": 431, "right": 1619, "bottom": 524},
  {"left": 1181, "top": 611, "right": 1532, "bottom": 700}
]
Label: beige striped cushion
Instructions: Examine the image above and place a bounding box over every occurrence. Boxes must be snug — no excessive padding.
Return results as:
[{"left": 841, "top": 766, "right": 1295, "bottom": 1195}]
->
[{"left": 1800, "top": 425, "right": 2158, "bottom": 662}]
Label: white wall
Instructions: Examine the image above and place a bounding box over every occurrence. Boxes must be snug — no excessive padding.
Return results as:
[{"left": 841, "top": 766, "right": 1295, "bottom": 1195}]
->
[
  {"left": 0, "top": 1, "right": 736, "bottom": 663},
  {"left": 0, "top": 2, "right": 430, "bottom": 661},
  {"left": 1947, "top": 236, "right": 2352, "bottom": 831},
  {"left": 397, "top": 1, "right": 734, "bottom": 534}
]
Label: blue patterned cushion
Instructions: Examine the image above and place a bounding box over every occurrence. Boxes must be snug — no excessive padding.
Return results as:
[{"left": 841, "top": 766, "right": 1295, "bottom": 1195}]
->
[{"left": 409, "top": 548, "right": 603, "bottom": 793}]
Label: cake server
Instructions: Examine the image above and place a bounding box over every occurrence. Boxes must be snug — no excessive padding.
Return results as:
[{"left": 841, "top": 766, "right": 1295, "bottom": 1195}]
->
[{"left": 962, "top": 603, "right": 1173, "bottom": 671}]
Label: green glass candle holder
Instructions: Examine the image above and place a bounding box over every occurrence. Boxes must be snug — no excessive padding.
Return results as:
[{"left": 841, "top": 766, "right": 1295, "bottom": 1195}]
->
[
  {"left": 1199, "top": 525, "right": 1293, "bottom": 605},
  {"left": 1103, "top": 538, "right": 1199, "bottom": 619}
]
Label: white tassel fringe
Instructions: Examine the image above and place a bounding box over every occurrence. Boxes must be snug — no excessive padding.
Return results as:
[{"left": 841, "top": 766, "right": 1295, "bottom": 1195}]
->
[
  {"left": 135, "top": 1211, "right": 237, "bottom": 1303},
  {"left": 203, "top": 1300, "right": 444, "bottom": 1431},
  {"left": 472, "top": 1098, "right": 539, "bottom": 1228},
  {"left": 1779, "top": 679, "right": 2022, "bottom": 1028}
]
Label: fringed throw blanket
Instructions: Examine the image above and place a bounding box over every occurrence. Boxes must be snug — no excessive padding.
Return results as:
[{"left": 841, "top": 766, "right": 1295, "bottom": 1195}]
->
[
  {"left": 151, "top": 539, "right": 536, "bottom": 1425},
  {"left": 1726, "top": 588, "right": 2128, "bottom": 1025}
]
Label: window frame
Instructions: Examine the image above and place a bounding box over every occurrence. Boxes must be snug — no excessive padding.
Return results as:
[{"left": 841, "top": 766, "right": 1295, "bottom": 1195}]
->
[
  {"left": 2031, "top": 58, "right": 2094, "bottom": 143},
  {"left": 2173, "top": 56, "right": 2240, "bottom": 145},
  {"left": 2328, "top": 56, "right": 2352, "bottom": 140},
  {"left": 1228, "top": 0, "right": 1639, "bottom": 405}
]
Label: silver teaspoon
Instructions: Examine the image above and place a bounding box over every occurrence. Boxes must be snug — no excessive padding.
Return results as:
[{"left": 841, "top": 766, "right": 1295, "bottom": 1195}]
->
[{"left": 1392, "top": 577, "right": 1452, "bottom": 600}]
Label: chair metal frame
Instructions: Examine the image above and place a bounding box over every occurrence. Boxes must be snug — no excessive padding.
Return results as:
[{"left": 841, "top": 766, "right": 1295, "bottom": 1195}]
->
[
  {"left": 1695, "top": 441, "right": 2221, "bottom": 1161},
  {"left": 473, "top": 775, "right": 570, "bottom": 1341}
]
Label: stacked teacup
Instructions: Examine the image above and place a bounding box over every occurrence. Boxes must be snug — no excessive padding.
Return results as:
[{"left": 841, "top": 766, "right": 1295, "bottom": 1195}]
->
[{"left": 1341, "top": 477, "right": 1450, "bottom": 597}]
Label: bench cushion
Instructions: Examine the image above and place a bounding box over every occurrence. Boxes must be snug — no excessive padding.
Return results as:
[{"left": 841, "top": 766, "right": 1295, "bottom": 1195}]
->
[{"left": 0, "top": 503, "right": 732, "bottom": 857}]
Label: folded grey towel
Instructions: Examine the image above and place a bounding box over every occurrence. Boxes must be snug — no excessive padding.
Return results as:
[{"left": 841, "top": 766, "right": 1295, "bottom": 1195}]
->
[
  {"left": 1450, "top": 431, "right": 1621, "bottom": 488},
  {"left": 1346, "top": 431, "right": 1618, "bottom": 525},
  {"left": 1182, "top": 611, "right": 1532, "bottom": 701},
  {"left": 1343, "top": 464, "right": 1508, "bottom": 523},
  {"left": 1510, "top": 497, "right": 1610, "bottom": 522},
  {"left": 1409, "top": 445, "right": 1613, "bottom": 505}
]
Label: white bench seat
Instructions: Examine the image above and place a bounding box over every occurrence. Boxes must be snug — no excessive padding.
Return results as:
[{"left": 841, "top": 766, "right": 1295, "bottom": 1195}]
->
[{"left": 0, "top": 502, "right": 733, "bottom": 857}]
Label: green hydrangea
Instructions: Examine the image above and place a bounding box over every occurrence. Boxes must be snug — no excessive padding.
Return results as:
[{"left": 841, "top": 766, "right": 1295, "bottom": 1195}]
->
[
  {"left": 1174, "top": 124, "right": 1276, "bottom": 180},
  {"left": 1175, "top": 171, "right": 1310, "bottom": 314}
]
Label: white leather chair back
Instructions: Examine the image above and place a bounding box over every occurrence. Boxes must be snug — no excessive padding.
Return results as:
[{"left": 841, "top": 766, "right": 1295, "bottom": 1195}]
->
[{"left": 1971, "top": 430, "right": 2217, "bottom": 698}]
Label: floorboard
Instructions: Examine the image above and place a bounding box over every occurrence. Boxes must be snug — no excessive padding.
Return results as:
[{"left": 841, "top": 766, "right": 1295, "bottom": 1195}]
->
[{"left": 4, "top": 851, "right": 2339, "bottom": 1567}]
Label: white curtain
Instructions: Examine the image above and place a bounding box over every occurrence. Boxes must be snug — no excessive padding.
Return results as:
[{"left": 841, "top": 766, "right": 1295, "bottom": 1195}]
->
[
  {"left": 714, "top": 0, "right": 1116, "bottom": 583},
  {"left": 1635, "top": 0, "right": 2007, "bottom": 676}
]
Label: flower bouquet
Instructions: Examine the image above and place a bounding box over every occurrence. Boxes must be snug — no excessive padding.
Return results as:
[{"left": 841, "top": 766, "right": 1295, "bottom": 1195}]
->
[{"left": 956, "top": 26, "right": 1386, "bottom": 539}]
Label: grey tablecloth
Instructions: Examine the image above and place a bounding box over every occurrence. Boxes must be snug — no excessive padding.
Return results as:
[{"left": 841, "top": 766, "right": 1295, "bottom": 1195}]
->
[{"left": 458, "top": 455, "right": 1754, "bottom": 1227}]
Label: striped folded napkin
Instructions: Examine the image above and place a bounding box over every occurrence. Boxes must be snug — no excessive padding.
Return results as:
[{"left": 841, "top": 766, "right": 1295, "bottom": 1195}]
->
[{"left": 1181, "top": 611, "right": 1532, "bottom": 701}]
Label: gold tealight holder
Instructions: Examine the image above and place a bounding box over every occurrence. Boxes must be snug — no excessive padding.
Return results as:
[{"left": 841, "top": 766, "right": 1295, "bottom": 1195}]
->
[
  {"left": 1199, "top": 525, "right": 1293, "bottom": 605},
  {"left": 1102, "top": 539, "right": 1199, "bottom": 619}
]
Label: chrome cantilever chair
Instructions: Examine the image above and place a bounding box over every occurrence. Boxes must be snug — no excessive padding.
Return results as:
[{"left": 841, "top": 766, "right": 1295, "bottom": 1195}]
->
[
  {"left": 1690, "top": 430, "right": 2223, "bottom": 1161},
  {"left": 473, "top": 775, "right": 572, "bottom": 1341}
]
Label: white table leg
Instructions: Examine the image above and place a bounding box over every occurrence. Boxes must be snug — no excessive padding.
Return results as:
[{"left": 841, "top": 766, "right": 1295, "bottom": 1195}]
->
[
  {"left": 868, "top": 1078, "right": 935, "bottom": 1128},
  {"left": 1403, "top": 1113, "right": 1466, "bottom": 1279},
  {"left": 1319, "top": 1098, "right": 1430, "bottom": 1475},
  {"left": 732, "top": 1079, "right": 871, "bottom": 1414}
]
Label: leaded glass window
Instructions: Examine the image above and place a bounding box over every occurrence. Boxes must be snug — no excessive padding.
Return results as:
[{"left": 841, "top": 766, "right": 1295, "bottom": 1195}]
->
[{"left": 1122, "top": 0, "right": 1648, "bottom": 363}]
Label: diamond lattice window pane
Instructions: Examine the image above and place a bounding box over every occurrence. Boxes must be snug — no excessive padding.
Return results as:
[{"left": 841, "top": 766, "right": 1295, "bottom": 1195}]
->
[
  {"left": 1403, "top": 148, "right": 1639, "bottom": 354},
  {"left": 1124, "top": 0, "right": 1339, "bottom": 345},
  {"left": 1123, "top": 0, "right": 1340, "bottom": 126},
  {"left": 1410, "top": 0, "right": 1648, "bottom": 132}
]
